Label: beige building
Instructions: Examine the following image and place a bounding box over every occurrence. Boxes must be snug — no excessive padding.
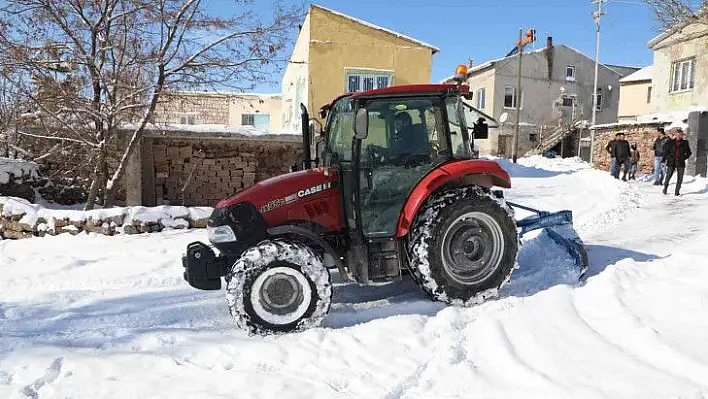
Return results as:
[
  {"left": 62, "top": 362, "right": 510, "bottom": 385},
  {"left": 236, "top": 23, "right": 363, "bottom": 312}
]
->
[
  {"left": 152, "top": 92, "right": 282, "bottom": 134},
  {"left": 647, "top": 19, "right": 708, "bottom": 115},
  {"left": 618, "top": 66, "right": 653, "bottom": 123},
  {"left": 281, "top": 4, "right": 439, "bottom": 133}
]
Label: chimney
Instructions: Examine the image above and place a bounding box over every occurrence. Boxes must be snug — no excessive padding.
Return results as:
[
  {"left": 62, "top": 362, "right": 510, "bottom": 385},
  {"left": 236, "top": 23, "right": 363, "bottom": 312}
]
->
[
  {"left": 298, "top": 24, "right": 302, "bottom": 32},
  {"left": 546, "top": 36, "right": 553, "bottom": 50},
  {"left": 546, "top": 36, "right": 554, "bottom": 82},
  {"left": 468, "top": 57, "right": 474, "bottom": 68}
]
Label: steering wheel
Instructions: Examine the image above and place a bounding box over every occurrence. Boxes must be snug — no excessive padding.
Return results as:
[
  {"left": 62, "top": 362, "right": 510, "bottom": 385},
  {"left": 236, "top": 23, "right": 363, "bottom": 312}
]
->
[
  {"left": 390, "top": 153, "right": 429, "bottom": 167},
  {"left": 365, "top": 144, "right": 388, "bottom": 166}
]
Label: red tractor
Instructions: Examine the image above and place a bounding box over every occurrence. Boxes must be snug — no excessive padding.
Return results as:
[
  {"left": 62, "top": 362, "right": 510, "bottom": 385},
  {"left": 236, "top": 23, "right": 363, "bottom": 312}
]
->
[{"left": 182, "top": 79, "right": 587, "bottom": 335}]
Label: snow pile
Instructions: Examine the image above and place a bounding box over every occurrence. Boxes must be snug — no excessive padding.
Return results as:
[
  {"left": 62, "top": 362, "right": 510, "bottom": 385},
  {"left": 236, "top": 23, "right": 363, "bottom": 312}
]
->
[
  {"left": 0, "top": 157, "right": 39, "bottom": 185},
  {"left": 120, "top": 122, "right": 301, "bottom": 137},
  {"left": 0, "top": 195, "right": 213, "bottom": 238}
]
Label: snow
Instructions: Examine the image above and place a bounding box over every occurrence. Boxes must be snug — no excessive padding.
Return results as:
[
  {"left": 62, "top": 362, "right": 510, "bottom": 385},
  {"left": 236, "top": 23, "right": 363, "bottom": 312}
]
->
[
  {"left": 619, "top": 65, "right": 653, "bottom": 83},
  {"left": 311, "top": 4, "right": 440, "bottom": 53},
  {"left": 593, "top": 106, "right": 708, "bottom": 130},
  {"left": 0, "top": 196, "right": 212, "bottom": 228},
  {"left": 2, "top": 156, "right": 708, "bottom": 398},
  {"left": 120, "top": 122, "right": 300, "bottom": 137},
  {"left": 0, "top": 158, "right": 39, "bottom": 185}
]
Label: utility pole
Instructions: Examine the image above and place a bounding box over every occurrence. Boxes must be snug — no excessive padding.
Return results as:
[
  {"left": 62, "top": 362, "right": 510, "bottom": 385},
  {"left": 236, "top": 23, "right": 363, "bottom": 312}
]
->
[
  {"left": 512, "top": 29, "right": 523, "bottom": 163},
  {"left": 590, "top": 0, "right": 605, "bottom": 165}
]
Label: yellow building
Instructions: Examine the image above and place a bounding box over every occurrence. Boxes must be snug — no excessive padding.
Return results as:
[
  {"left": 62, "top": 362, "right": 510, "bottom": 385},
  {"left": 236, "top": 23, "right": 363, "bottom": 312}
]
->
[
  {"left": 617, "top": 66, "right": 652, "bottom": 123},
  {"left": 281, "top": 4, "right": 439, "bottom": 133}
]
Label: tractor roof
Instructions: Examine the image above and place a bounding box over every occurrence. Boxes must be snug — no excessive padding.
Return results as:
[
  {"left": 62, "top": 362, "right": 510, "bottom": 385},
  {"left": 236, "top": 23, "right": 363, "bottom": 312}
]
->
[{"left": 321, "top": 84, "right": 467, "bottom": 112}]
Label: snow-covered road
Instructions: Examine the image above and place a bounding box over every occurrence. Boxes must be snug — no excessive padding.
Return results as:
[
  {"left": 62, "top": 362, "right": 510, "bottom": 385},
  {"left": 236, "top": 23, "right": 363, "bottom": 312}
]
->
[{"left": 2, "top": 156, "right": 708, "bottom": 399}]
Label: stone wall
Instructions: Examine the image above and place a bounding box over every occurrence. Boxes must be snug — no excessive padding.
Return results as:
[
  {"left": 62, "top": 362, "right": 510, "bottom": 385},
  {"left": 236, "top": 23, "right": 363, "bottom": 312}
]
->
[
  {"left": 153, "top": 93, "right": 231, "bottom": 125},
  {"left": 591, "top": 123, "right": 665, "bottom": 173},
  {"left": 142, "top": 133, "right": 303, "bottom": 206}
]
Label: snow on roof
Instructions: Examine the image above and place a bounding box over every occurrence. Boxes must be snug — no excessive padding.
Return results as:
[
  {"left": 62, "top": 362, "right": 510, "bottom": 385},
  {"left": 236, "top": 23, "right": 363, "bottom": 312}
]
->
[
  {"left": 0, "top": 158, "right": 39, "bottom": 185},
  {"left": 310, "top": 4, "right": 440, "bottom": 53},
  {"left": 169, "top": 91, "right": 281, "bottom": 98},
  {"left": 619, "top": 66, "right": 653, "bottom": 83},
  {"left": 120, "top": 123, "right": 300, "bottom": 138}
]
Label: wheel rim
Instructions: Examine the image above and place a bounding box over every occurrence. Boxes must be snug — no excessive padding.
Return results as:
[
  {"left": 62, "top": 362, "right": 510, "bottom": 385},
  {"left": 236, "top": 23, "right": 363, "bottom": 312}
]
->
[
  {"left": 249, "top": 266, "right": 312, "bottom": 325},
  {"left": 441, "top": 211, "right": 505, "bottom": 285}
]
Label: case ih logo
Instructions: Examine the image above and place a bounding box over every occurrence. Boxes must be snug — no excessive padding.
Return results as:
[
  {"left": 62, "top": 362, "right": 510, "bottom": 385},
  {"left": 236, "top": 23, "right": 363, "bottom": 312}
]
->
[
  {"left": 260, "top": 182, "right": 334, "bottom": 214},
  {"left": 297, "top": 182, "right": 332, "bottom": 198}
]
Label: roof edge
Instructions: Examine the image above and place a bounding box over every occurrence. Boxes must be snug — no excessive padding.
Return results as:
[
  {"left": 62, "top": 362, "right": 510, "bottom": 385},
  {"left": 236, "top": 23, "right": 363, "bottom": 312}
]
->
[{"left": 309, "top": 4, "right": 440, "bottom": 53}]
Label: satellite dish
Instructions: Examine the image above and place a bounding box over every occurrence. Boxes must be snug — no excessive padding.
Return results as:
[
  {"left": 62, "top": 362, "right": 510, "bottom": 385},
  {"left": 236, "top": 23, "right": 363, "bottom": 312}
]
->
[{"left": 499, "top": 112, "right": 509, "bottom": 123}]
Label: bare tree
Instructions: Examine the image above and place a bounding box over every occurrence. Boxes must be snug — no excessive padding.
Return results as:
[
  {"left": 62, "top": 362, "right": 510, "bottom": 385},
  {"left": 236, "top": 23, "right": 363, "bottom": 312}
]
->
[
  {"left": 0, "top": 0, "right": 301, "bottom": 209},
  {"left": 645, "top": 0, "right": 708, "bottom": 30}
]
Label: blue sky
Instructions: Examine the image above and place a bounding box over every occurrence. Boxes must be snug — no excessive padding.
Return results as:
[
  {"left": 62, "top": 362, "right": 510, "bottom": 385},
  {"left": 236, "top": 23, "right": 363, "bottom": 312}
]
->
[{"left": 215, "top": 0, "right": 665, "bottom": 93}]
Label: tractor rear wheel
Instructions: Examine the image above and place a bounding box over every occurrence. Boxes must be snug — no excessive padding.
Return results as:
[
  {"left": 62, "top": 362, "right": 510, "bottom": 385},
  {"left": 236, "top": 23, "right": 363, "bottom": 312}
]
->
[
  {"left": 225, "top": 240, "right": 332, "bottom": 335},
  {"left": 407, "top": 186, "right": 519, "bottom": 306}
]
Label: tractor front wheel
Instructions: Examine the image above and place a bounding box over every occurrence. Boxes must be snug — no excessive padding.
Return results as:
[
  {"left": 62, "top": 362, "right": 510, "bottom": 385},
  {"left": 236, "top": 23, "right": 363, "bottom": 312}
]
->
[
  {"left": 225, "top": 240, "right": 332, "bottom": 335},
  {"left": 407, "top": 186, "right": 519, "bottom": 306}
]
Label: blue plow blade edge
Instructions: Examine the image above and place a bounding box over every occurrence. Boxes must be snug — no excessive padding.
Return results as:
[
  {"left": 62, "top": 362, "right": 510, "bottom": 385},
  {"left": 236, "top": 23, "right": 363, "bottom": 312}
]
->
[{"left": 507, "top": 201, "right": 589, "bottom": 280}]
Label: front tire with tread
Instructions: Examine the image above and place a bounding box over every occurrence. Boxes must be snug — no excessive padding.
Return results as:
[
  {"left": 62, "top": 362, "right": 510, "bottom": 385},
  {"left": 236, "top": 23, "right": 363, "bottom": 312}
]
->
[{"left": 225, "top": 239, "right": 332, "bottom": 336}]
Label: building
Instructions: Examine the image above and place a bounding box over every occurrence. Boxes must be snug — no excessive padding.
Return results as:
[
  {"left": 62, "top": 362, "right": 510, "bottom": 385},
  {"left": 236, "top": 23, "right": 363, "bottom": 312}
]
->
[
  {"left": 618, "top": 66, "right": 653, "bottom": 123},
  {"left": 280, "top": 4, "right": 439, "bottom": 133},
  {"left": 647, "top": 16, "right": 707, "bottom": 116},
  {"left": 446, "top": 37, "right": 638, "bottom": 156},
  {"left": 151, "top": 92, "right": 282, "bottom": 134}
]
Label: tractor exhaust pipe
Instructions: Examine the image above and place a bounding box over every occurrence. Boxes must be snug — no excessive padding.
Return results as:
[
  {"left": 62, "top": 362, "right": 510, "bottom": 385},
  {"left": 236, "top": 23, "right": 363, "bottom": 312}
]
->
[{"left": 300, "top": 103, "right": 311, "bottom": 170}]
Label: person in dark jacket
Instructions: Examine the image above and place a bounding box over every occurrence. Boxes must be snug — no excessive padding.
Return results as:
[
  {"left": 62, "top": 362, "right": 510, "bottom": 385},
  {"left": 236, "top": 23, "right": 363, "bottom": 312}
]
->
[
  {"left": 608, "top": 132, "right": 631, "bottom": 180},
  {"left": 605, "top": 133, "right": 619, "bottom": 177},
  {"left": 652, "top": 128, "right": 669, "bottom": 185},
  {"left": 662, "top": 127, "right": 692, "bottom": 196},
  {"left": 629, "top": 143, "right": 640, "bottom": 180}
]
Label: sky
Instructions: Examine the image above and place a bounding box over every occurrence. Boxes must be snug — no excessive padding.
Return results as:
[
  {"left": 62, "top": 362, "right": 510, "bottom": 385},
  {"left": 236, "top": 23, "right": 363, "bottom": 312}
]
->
[{"left": 211, "top": 0, "right": 666, "bottom": 94}]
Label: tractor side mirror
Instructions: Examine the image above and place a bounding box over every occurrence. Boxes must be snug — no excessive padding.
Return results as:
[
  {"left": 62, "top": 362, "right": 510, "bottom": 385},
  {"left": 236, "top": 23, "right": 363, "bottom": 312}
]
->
[
  {"left": 473, "top": 118, "right": 489, "bottom": 140},
  {"left": 354, "top": 108, "right": 369, "bottom": 139}
]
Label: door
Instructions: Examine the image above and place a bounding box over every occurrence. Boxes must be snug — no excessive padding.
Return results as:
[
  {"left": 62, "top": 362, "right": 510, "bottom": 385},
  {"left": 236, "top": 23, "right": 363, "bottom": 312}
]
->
[
  {"left": 323, "top": 97, "right": 357, "bottom": 230},
  {"left": 253, "top": 114, "right": 270, "bottom": 133},
  {"left": 358, "top": 97, "right": 449, "bottom": 238}
]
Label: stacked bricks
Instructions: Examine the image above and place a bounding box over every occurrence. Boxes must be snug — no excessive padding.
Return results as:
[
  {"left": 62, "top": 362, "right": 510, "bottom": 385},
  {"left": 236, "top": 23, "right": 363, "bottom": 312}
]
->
[
  {"left": 591, "top": 124, "right": 664, "bottom": 174},
  {"left": 151, "top": 138, "right": 301, "bottom": 207}
]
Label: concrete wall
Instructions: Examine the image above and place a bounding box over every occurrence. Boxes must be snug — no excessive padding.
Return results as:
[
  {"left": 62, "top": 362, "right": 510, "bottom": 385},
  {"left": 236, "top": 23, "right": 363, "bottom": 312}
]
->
[
  {"left": 281, "top": 12, "right": 311, "bottom": 133},
  {"left": 618, "top": 80, "right": 653, "bottom": 122},
  {"left": 154, "top": 92, "right": 282, "bottom": 133},
  {"left": 650, "top": 23, "right": 708, "bottom": 114},
  {"left": 227, "top": 94, "right": 282, "bottom": 133},
  {"left": 306, "top": 5, "right": 434, "bottom": 127}
]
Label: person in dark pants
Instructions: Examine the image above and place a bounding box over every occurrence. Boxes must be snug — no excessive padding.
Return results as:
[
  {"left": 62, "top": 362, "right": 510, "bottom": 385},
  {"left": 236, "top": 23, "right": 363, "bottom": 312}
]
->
[
  {"left": 605, "top": 133, "right": 619, "bottom": 177},
  {"left": 629, "top": 143, "right": 640, "bottom": 180},
  {"left": 610, "top": 132, "right": 631, "bottom": 180},
  {"left": 662, "top": 127, "right": 692, "bottom": 196},
  {"left": 652, "top": 128, "right": 669, "bottom": 185}
]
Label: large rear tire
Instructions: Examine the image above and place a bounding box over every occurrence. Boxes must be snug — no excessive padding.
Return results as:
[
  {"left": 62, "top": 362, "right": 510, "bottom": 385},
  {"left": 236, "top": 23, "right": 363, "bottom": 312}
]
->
[
  {"left": 407, "top": 186, "right": 519, "bottom": 306},
  {"left": 225, "top": 240, "right": 332, "bottom": 335}
]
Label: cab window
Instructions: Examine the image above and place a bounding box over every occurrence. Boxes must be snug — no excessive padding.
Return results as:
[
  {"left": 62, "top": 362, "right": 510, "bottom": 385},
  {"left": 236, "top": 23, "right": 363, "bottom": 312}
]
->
[{"left": 325, "top": 98, "right": 354, "bottom": 164}]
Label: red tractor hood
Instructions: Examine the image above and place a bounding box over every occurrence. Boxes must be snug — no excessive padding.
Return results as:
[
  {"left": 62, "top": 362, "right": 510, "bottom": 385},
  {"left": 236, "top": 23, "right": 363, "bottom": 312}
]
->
[{"left": 216, "top": 167, "right": 338, "bottom": 212}]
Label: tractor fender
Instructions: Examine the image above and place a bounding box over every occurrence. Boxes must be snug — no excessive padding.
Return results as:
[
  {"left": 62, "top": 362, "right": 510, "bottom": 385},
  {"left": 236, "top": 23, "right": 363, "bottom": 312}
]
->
[
  {"left": 395, "top": 159, "right": 511, "bottom": 237},
  {"left": 266, "top": 224, "right": 342, "bottom": 269}
]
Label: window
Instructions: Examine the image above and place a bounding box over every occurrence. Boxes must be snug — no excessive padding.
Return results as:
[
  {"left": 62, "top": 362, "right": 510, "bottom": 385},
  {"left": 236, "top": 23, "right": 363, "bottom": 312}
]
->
[
  {"left": 504, "top": 86, "right": 520, "bottom": 108},
  {"left": 179, "top": 115, "right": 196, "bottom": 125},
  {"left": 593, "top": 88, "right": 603, "bottom": 112},
  {"left": 647, "top": 86, "right": 652, "bottom": 104},
  {"left": 346, "top": 70, "right": 393, "bottom": 93},
  {"left": 446, "top": 97, "right": 470, "bottom": 158},
  {"left": 529, "top": 133, "right": 538, "bottom": 142},
  {"left": 476, "top": 88, "right": 486, "bottom": 109},
  {"left": 325, "top": 98, "right": 355, "bottom": 163},
  {"left": 562, "top": 97, "right": 574, "bottom": 107},
  {"left": 241, "top": 114, "right": 255, "bottom": 126},
  {"left": 566, "top": 66, "right": 576, "bottom": 81},
  {"left": 671, "top": 58, "right": 696, "bottom": 93}
]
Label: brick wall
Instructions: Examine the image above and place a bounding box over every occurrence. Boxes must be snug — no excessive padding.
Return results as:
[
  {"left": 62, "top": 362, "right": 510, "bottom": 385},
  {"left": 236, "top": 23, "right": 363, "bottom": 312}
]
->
[
  {"left": 143, "top": 134, "right": 302, "bottom": 206},
  {"left": 153, "top": 93, "right": 230, "bottom": 125},
  {"left": 591, "top": 123, "right": 665, "bottom": 173}
]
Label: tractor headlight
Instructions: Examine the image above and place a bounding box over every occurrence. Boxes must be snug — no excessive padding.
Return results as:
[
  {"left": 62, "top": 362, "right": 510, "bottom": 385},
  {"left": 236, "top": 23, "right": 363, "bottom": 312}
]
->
[{"left": 207, "top": 225, "right": 237, "bottom": 243}]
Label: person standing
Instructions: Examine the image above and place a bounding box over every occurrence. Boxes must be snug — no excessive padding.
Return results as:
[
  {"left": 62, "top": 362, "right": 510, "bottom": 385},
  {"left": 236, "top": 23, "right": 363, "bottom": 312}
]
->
[
  {"left": 652, "top": 128, "right": 669, "bottom": 185},
  {"left": 662, "top": 127, "right": 692, "bottom": 196},
  {"left": 629, "top": 143, "right": 640, "bottom": 180},
  {"left": 605, "top": 133, "right": 620, "bottom": 178},
  {"left": 614, "top": 132, "right": 631, "bottom": 181}
]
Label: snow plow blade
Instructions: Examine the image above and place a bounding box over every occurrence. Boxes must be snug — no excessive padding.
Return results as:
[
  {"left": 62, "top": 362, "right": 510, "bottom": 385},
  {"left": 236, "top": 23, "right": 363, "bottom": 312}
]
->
[{"left": 507, "top": 202, "right": 589, "bottom": 279}]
